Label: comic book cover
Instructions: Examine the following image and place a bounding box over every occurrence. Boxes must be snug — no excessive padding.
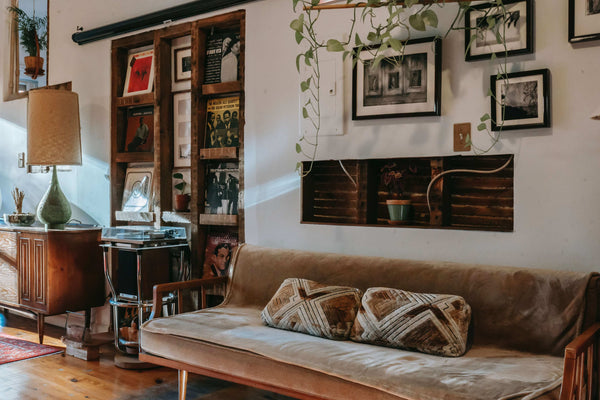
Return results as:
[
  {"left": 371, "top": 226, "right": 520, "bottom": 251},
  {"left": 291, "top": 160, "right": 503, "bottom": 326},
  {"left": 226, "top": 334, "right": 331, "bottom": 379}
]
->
[
  {"left": 202, "top": 229, "right": 239, "bottom": 279},
  {"left": 205, "top": 96, "right": 240, "bottom": 148}
]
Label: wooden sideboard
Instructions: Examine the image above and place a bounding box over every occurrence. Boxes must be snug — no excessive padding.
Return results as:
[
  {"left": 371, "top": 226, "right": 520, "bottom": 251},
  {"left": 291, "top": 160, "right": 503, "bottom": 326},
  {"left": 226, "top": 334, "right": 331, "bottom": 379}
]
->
[{"left": 0, "top": 226, "right": 105, "bottom": 343}]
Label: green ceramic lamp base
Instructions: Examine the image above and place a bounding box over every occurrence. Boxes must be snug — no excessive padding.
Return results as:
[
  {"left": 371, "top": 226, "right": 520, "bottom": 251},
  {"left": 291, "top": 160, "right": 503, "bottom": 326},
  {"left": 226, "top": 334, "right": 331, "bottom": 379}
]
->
[{"left": 37, "top": 166, "right": 72, "bottom": 230}]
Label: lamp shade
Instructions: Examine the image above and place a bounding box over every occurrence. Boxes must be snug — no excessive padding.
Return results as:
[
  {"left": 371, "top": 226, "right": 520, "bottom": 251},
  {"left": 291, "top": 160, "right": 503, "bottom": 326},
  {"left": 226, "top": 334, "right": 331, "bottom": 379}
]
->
[{"left": 27, "top": 89, "right": 82, "bottom": 166}]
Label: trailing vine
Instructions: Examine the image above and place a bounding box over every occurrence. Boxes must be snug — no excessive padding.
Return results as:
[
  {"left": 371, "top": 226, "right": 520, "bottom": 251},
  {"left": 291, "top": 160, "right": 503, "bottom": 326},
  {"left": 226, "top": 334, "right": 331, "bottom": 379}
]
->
[{"left": 290, "top": 0, "right": 513, "bottom": 174}]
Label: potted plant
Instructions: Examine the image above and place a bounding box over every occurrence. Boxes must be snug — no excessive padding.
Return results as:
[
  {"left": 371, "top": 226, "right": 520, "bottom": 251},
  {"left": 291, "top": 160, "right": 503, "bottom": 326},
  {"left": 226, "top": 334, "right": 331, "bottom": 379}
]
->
[
  {"left": 3, "top": 187, "right": 35, "bottom": 226},
  {"left": 380, "top": 163, "right": 415, "bottom": 225},
  {"left": 173, "top": 172, "right": 191, "bottom": 212},
  {"left": 7, "top": 5, "right": 48, "bottom": 78}
]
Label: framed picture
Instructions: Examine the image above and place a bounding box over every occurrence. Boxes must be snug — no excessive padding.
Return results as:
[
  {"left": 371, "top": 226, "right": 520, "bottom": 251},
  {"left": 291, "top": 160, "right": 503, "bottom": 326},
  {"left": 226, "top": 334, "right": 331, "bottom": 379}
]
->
[
  {"left": 205, "top": 162, "right": 239, "bottom": 215},
  {"left": 173, "top": 92, "right": 192, "bottom": 167},
  {"left": 569, "top": 0, "right": 600, "bottom": 43},
  {"left": 202, "top": 229, "right": 239, "bottom": 279},
  {"left": 352, "top": 36, "right": 441, "bottom": 120},
  {"left": 465, "top": 0, "right": 533, "bottom": 61},
  {"left": 490, "top": 69, "right": 550, "bottom": 131},
  {"left": 123, "top": 49, "right": 155, "bottom": 96},
  {"left": 124, "top": 106, "right": 154, "bottom": 152},
  {"left": 174, "top": 47, "right": 192, "bottom": 82},
  {"left": 206, "top": 96, "right": 240, "bottom": 148},
  {"left": 121, "top": 165, "right": 154, "bottom": 212},
  {"left": 204, "top": 31, "right": 241, "bottom": 84}
]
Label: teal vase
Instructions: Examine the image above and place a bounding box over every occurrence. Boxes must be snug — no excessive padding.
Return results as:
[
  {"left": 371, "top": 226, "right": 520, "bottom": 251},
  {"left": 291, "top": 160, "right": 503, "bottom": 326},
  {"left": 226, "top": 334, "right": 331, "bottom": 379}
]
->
[
  {"left": 386, "top": 199, "right": 412, "bottom": 225},
  {"left": 37, "top": 166, "right": 72, "bottom": 230}
]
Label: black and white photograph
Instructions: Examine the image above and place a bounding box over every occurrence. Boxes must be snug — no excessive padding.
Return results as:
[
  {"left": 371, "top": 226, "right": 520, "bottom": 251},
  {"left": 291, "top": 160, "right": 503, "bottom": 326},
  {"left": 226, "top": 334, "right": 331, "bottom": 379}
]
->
[
  {"left": 173, "top": 92, "right": 191, "bottom": 167},
  {"left": 491, "top": 69, "right": 550, "bottom": 131},
  {"left": 352, "top": 37, "right": 441, "bottom": 120},
  {"left": 174, "top": 47, "right": 191, "bottom": 82},
  {"left": 205, "top": 162, "right": 239, "bottom": 216},
  {"left": 204, "top": 31, "right": 241, "bottom": 84},
  {"left": 569, "top": 0, "right": 600, "bottom": 42},
  {"left": 206, "top": 96, "right": 240, "bottom": 148},
  {"left": 465, "top": 0, "right": 533, "bottom": 61}
]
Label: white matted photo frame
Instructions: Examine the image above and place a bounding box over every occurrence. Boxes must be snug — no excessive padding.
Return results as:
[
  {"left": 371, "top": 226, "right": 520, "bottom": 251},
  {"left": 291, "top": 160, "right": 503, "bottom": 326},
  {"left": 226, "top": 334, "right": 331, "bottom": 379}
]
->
[
  {"left": 491, "top": 69, "right": 550, "bottom": 131},
  {"left": 465, "top": 0, "right": 533, "bottom": 61},
  {"left": 352, "top": 37, "right": 441, "bottom": 120},
  {"left": 569, "top": 0, "right": 600, "bottom": 43},
  {"left": 173, "top": 91, "right": 192, "bottom": 167},
  {"left": 122, "top": 164, "right": 154, "bottom": 212},
  {"left": 174, "top": 47, "right": 192, "bottom": 82},
  {"left": 123, "top": 49, "right": 155, "bottom": 97}
]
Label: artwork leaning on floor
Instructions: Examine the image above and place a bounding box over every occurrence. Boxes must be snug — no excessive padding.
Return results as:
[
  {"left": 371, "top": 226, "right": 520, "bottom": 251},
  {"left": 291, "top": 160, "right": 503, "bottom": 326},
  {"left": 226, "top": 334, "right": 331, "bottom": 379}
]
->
[{"left": 352, "top": 37, "right": 441, "bottom": 120}]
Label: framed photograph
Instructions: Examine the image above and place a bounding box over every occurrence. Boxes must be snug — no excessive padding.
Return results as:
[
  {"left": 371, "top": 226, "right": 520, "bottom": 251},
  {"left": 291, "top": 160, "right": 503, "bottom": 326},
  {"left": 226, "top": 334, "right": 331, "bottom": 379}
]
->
[
  {"left": 124, "top": 106, "right": 154, "bottom": 152},
  {"left": 569, "top": 0, "right": 600, "bottom": 43},
  {"left": 352, "top": 37, "right": 441, "bottom": 120},
  {"left": 121, "top": 165, "right": 154, "bottom": 212},
  {"left": 204, "top": 31, "right": 241, "bottom": 84},
  {"left": 123, "top": 49, "right": 155, "bottom": 96},
  {"left": 490, "top": 69, "right": 550, "bottom": 131},
  {"left": 465, "top": 0, "right": 533, "bottom": 61},
  {"left": 174, "top": 47, "right": 192, "bottom": 82},
  {"left": 202, "top": 229, "right": 239, "bottom": 279},
  {"left": 206, "top": 96, "right": 240, "bottom": 148},
  {"left": 173, "top": 92, "right": 192, "bottom": 167},
  {"left": 205, "top": 162, "right": 239, "bottom": 215}
]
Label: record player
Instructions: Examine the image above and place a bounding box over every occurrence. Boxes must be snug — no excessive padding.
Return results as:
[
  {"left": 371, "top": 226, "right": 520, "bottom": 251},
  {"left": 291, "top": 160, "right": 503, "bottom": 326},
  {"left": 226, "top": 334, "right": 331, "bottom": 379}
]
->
[{"left": 101, "top": 225, "right": 187, "bottom": 247}]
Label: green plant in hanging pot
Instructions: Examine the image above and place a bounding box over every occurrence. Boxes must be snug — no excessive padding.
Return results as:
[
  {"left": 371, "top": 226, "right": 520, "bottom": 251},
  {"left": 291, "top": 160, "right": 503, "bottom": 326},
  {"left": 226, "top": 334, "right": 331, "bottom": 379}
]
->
[
  {"left": 173, "top": 172, "right": 190, "bottom": 212},
  {"left": 7, "top": 5, "right": 47, "bottom": 79},
  {"left": 380, "top": 162, "right": 416, "bottom": 225}
]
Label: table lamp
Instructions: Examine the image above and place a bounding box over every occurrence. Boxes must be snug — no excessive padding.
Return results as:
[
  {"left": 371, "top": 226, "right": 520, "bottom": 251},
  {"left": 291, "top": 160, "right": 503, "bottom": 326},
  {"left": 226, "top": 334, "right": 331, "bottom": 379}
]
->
[{"left": 27, "top": 89, "right": 82, "bottom": 229}]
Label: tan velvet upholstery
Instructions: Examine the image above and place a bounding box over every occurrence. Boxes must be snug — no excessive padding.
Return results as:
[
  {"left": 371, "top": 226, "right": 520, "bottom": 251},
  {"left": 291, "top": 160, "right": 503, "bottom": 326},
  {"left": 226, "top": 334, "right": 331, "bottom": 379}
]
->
[{"left": 141, "top": 244, "right": 599, "bottom": 400}]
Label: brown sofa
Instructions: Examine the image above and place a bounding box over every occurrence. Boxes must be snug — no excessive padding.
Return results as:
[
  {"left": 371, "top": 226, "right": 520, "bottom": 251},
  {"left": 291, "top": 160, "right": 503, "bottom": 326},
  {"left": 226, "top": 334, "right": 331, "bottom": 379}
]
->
[{"left": 140, "top": 244, "right": 600, "bottom": 400}]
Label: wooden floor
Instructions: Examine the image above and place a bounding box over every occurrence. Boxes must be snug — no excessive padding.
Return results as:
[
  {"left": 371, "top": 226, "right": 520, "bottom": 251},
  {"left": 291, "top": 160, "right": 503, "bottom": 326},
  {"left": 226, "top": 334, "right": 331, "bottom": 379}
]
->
[{"left": 0, "top": 311, "right": 180, "bottom": 400}]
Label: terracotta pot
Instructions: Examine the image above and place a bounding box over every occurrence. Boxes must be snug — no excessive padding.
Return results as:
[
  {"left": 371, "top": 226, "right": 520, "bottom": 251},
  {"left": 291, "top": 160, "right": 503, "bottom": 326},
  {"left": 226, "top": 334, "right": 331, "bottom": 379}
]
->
[
  {"left": 386, "top": 199, "right": 412, "bottom": 225},
  {"left": 174, "top": 194, "right": 191, "bottom": 212},
  {"left": 24, "top": 56, "right": 45, "bottom": 78}
]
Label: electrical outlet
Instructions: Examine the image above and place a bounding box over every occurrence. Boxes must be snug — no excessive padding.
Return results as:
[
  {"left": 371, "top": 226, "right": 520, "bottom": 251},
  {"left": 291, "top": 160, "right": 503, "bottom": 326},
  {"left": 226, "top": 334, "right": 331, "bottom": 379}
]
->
[{"left": 454, "top": 123, "right": 471, "bottom": 152}]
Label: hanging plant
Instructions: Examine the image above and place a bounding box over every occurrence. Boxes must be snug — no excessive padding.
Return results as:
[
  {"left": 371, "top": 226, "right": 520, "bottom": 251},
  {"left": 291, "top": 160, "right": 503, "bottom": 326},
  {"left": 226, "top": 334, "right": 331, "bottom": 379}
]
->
[
  {"left": 7, "top": 6, "right": 48, "bottom": 57},
  {"left": 290, "top": 0, "right": 512, "bottom": 175}
]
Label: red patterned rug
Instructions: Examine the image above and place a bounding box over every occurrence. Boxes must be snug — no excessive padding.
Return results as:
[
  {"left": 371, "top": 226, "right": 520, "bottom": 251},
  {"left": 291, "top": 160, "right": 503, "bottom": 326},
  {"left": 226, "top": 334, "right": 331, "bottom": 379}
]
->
[{"left": 0, "top": 333, "right": 63, "bottom": 365}]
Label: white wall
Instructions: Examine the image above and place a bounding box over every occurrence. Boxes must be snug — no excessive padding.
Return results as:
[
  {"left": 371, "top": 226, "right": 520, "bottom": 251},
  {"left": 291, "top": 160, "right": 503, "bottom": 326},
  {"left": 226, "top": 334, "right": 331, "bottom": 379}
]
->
[{"left": 1, "top": 0, "right": 599, "bottom": 273}]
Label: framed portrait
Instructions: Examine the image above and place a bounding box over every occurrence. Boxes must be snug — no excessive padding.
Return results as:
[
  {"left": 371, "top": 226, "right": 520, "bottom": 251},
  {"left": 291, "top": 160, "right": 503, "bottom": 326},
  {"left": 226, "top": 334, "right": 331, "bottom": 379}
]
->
[
  {"left": 173, "top": 92, "right": 192, "bottom": 167},
  {"left": 121, "top": 165, "right": 154, "bottom": 212},
  {"left": 490, "top": 69, "right": 550, "bottom": 131},
  {"left": 569, "top": 0, "right": 600, "bottom": 43},
  {"left": 124, "top": 106, "right": 154, "bottom": 152},
  {"left": 465, "top": 0, "right": 533, "bottom": 61},
  {"left": 123, "top": 49, "right": 155, "bottom": 96},
  {"left": 352, "top": 37, "right": 441, "bottom": 120},
  {"left": 174, "top": 47, "right": 192, "bottom": 82}
]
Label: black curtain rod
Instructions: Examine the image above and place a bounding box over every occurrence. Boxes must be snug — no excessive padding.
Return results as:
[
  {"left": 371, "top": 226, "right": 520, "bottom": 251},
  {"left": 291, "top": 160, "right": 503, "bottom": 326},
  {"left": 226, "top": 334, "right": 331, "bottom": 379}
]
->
[{"left": 72, "top": 0, "right": 255, "bottom": 45}]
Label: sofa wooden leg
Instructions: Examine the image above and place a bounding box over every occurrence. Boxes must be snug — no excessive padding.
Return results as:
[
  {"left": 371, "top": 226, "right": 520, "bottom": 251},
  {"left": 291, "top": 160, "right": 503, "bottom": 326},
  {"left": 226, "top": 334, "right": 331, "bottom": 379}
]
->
[{"left": 178, "top": 370, "right": 188, "bottom": 400}]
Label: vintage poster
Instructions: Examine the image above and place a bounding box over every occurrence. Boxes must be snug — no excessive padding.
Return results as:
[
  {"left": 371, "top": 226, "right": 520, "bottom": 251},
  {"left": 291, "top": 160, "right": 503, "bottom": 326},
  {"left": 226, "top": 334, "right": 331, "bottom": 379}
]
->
[
  {"left": 204, "top": 31, "right": 240, "bottom": 84},
  {"left": 205, "top": 96, "right": 240, "bottom": 148},
  {"left": 123, "top": 49, "right": 155, "bottom": 96},
  {"left": 202, "top": 229, "right": 239, "bottom": 279},
  {"left": 205, "top": 162, "right": 239, "bottom": 215},
  {"left": 124, "top": 106, "right": 154, "bottom": 152}
]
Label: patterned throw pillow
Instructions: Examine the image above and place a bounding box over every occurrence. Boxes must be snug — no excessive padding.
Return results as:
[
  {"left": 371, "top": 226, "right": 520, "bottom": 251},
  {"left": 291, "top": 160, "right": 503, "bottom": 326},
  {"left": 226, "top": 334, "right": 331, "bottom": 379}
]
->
[
  {"left": 261, "top": 278, "right": 363, "bottom": 340},
  {"left": 350, "top": 287, "right": 471, "bottom": 357}
]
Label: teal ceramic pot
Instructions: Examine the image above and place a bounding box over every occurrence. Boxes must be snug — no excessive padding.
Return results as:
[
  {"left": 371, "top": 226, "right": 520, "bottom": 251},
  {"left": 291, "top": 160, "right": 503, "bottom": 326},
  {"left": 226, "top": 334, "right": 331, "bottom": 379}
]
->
[{"left": 386, "top": 200, "right": 412, "bottom": 225}]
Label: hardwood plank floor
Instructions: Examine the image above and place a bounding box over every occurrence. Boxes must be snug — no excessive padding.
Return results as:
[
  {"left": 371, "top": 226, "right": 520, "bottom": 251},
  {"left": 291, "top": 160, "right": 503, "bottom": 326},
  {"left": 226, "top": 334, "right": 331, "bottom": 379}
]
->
[{"left": 0, "top": 310, "right": 179, "bottom": 400}]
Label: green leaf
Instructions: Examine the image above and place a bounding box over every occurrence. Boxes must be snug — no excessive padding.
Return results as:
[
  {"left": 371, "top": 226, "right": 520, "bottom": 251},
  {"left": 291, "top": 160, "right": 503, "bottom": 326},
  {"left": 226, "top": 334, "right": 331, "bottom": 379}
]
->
[
  {"left": 292, "top": 0, "right": 300, "bottom": 11},
  {"left": 311, "top": 0, "right": 319, "bottom": 5},
  {"left": 295, "top": 54, "right": 302, "bottom": 72},
  {"left": 480, "top": 113, "right": 491, "bottom": 122},
  {"left": 486, "top": 16, "right": 496, "bottom": 30},
  {"left": 486, "top": 88, "right": 493, "bottom": 96},
  {"left": 367, "top": 32, "right": 378, "bottom": 42},
  {"left": 290, "top": 18, "right": 303, "bottom": 33},
  {"left": 326, "top": 39, "right": 344, "bottom": 52},
  {"left": 295, "top": 162, "right": 302, "bottom": 172},
  {"left": 174, "top": 182, "right": 185, "bottom": 191},
  {"left": 388, "top": 38, "right": 403, "bottom": 52},
  {"left": 300, "top": 80, "right": 309, "bottom": 92},
  {"left": 302, "top": 107, "right": 309, "bottom": 118},
  {"left": 342, "top": 50, "right": 350, "bottom": 61},
  {"left": 409, "top": 14, "right": 426, "bottom": 31},
  {"left": 371, "top": 54, "right": 385, "bottom": 69},
  {"left": 477, "top": 123, "right": 487, "bottom": 131},
  {"left": 465, "top": 33, "right": 477, "bottom": 56},
  {"left": 421, "top": 10, "right": 438, "bottom": 28},
  {"left": 295, "top": 31, "right": 303, "bottom": 44},
  {"left": 495, "top": 29, "right": 503, "bottom": 44},
  {"left": 355, "top": 33, "right": 363, "bottom": 46},
  {"left": 173, "top": 172, "right": 184, "bottom": 179},
  {"left": 296, "top": 143, "right": 302, "bottom": 153},
  {"left": 490, "top": 52, "right": 497, "bottom": 63}
]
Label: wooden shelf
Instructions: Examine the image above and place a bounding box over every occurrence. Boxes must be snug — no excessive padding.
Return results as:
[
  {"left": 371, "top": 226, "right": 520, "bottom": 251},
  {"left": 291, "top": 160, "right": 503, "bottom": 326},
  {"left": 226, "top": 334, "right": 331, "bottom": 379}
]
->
[
  {"left": 201, "top": 81, "right": 242, "bottom": 95},
  {"left": 115, "top": 152, "right": 154, "bottom": 163},
  {"left": 198, "top": 214, "right": 238, "bottom": 226},
  {"left": 199, "top": 147, "right": 238, "bottom": 160},
  {"left": 162, "top": 212, "right": 192, "bottom": 224},
  {"left": 115, "top": 93, "right": 155, "bottom": 108},
  {"left": 114, "top": 211, "right": 156, "bottom": 223}
]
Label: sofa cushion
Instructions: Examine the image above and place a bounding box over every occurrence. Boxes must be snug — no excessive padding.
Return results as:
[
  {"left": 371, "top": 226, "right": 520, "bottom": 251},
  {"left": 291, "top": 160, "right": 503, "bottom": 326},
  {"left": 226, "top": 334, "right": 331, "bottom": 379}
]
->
[
  {"left": 350, "top": 287, "right": 471, "bottom": 357},
  {"left": 141, "top": 306, "right": 564, "bottom": 400},
  {"left": 261, "top": 278, "right": 362, "bottom": 340}
]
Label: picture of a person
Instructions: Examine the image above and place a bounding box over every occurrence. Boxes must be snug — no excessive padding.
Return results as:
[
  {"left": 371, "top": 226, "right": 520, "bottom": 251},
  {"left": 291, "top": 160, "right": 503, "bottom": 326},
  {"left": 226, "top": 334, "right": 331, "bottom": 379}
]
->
[
  {"left": 221, "top": 36, "right": 240, "bottom": 82},
  {"left": 127, "top": 116, "right": 150, "bottom": 151},
  {"left": 210, "top": 243, "right": 232, "bottom": 277}
]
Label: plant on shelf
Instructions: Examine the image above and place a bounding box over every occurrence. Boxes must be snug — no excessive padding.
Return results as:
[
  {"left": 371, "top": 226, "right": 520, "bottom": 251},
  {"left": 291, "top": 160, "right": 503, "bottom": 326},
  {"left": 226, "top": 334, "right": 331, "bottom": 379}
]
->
[
  {"left": 380, "top": 162, "right": 416, "bottom": 225},
  {"left": 290, "top": 0, "right": 511, "bottom": 174},
  {"left": 7, "top": 5, "right": 47, "bottom": 78},
  {"left": 173, "top": 172, "right": 191, "bottom": 212}
]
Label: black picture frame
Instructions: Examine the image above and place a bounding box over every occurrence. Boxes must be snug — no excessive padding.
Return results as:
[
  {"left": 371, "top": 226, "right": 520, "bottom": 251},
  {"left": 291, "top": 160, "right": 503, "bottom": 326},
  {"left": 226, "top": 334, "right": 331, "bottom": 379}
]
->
[
  {"left": 174, "top": 47, "right": 192, "bottom": 82},
  {"left": 352, "top": 36, "right": 441, "bottom": 120},
  {"left": 465, "top": 0, "right": 533, "bottom": 61},
  {"left": 490, "top": 69, "right": 550, "bottom": 131},
  {"left": 569, "top": 0, "right": 600, "bottom": 43}
]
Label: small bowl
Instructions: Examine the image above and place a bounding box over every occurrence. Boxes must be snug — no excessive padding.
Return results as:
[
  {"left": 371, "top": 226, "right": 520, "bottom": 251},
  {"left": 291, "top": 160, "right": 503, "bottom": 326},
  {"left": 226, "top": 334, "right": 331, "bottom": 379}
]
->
[{"left": 4, "top": 213, "right": 36, "bottom": 226}]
